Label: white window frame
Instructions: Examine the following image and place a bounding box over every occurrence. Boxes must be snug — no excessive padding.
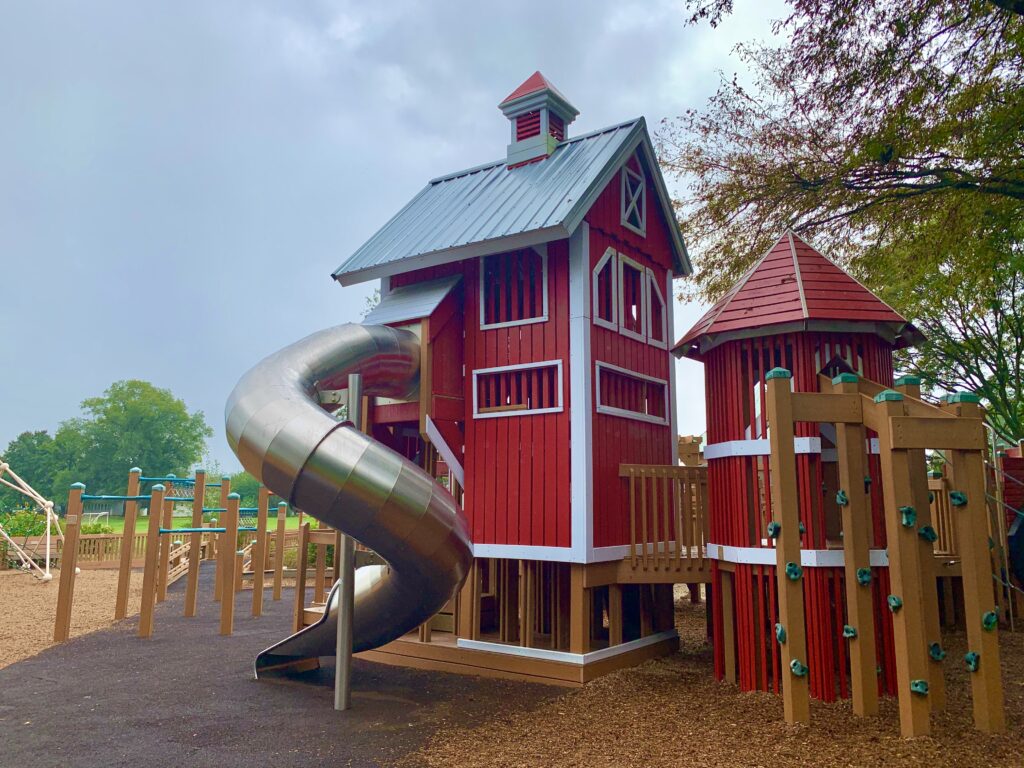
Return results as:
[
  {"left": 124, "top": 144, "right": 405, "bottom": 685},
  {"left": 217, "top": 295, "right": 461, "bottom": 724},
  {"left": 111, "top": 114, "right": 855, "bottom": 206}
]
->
[
  {"left": 620, "top": 165, "right": 646, "bottom": 237},
  {"left": 645, "top": 267, "right": 668, "bottom": 349},
  {"left": 617, "top": 253, "right": 647, "bottom": 342},
  {"left": 479, "top": 245, "right": 549, "bottom": 331},
  {"left": 472, "top": 359, "right": 564, "bottom": 419},
  {"left": 592, "top": 247, "right": 618, "bottom": 331},
  {"left": 595, "top": 361, "right": 669, "bottom": 426}
]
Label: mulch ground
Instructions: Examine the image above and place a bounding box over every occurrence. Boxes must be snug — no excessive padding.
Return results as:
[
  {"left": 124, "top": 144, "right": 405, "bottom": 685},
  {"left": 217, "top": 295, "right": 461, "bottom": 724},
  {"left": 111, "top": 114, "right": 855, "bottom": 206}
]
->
[
  {"left": 0, "top": 568, "right": 144, "bottom": 669},
  {"left": 3, "top": 574, "right": 1022, "bottom": 767},
  {"left": 407, "top": 587, "right": 1024, "bottom": 768}
]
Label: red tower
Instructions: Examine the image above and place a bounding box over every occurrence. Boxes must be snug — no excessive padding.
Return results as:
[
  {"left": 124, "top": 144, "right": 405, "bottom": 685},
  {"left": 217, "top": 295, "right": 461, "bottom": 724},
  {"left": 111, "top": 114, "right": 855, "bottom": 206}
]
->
[{"left": 674, "top": 232, "right": 923, "bottom": 700}]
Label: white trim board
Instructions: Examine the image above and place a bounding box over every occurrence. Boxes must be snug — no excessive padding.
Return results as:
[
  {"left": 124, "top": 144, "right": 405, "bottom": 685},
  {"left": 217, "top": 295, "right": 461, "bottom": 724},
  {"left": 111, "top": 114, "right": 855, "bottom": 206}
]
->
[
  {"left": 706, "top": 542, "right": 890, "bottom": 568},
  {"left": 478, "top": 244, "right": 549, "bottom": 330},
  {"left": 594, "top": 361, "right": 670, "bottom": 426},
  {"left": 471, "top": 359, "right": 564, "bottom": 419},
  {"left": 472, "top": 543, "right": 578, "bottom": 562},
  {"left": 457, "top": 629, "right": 678, "bottom": 666},
  {"left": 703, "top": 437, "right": 821, "bottom": 459},
  {"left": 568, "top": 222, "right": 593, "bottom": 563},
  {"left": 425, "top": 415, "right": 464, "bottom": 488}
]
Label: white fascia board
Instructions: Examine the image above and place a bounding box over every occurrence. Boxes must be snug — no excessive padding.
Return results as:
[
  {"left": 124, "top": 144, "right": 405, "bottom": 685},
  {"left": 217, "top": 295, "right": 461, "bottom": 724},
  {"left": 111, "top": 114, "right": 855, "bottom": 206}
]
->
[
  {"left": 703, "top": 437, "right": 821, "bottom": 459},
  {"left": 569, "top": 222, "right": 593, "bottom": 563},
  {"left": 706, "top": 542, "right": 890, "bottom": 568},
  {"left": 425, "top": 414, "right": 464, "bottom": 489}
]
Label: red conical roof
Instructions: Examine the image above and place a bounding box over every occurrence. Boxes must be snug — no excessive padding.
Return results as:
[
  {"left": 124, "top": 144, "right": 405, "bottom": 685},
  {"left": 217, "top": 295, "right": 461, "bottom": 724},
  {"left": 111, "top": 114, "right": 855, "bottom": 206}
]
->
[
  {"left": 673, "top": 231, "right": 922, "bottom": 359},
  {"left": 500, "top": 71, "right": 568, "bottom": 106}
]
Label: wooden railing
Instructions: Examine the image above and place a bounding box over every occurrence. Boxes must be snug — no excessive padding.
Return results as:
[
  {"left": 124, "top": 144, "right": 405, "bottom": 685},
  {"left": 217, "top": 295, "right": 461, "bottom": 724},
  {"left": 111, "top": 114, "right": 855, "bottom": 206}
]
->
[{"left": 619, "top": 464, "right": 708, "bottom": 573}]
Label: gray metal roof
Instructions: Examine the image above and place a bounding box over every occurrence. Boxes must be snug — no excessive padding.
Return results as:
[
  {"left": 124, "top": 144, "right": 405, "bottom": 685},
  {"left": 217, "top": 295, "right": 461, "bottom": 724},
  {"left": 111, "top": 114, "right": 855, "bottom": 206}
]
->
[
  {"left": 333, "top": 118, "right": 689, "bottom": 286},
  {"left": 363, "top": 275, "right": 461, "bottom": 326}
]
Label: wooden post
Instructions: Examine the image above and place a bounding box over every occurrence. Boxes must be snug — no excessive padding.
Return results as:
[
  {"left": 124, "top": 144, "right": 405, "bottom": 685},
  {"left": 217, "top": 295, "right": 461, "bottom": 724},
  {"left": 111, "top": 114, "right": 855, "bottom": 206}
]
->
[
  {"left": 871, "top": 389, "right": 931, "bottom": 737},
  {"left": 213, "top": 475, "right": 230, "bottom": 601},
  {"left": 895, "top": 375, "right": 946, "bottom": 711},
  {"left": 294, "top": 522, "right": 310, "bottom": 633},
  {"left": 220, "top": 492, "right": 239, "bottom": 636},
  {"left": 944, "top": 395, "right": 1005, "bottom": 733},
  {"left": 138, "top": 484, "right": 166, "bottom": 639},
  {"left": 156, "top": 493, "right": 173, "bottom": 603},
  {"left": 314, "top": 528, "right": 327, "bottom": 604},
  {"left": 719, "top": 568, "right": 737, "bottom": 685},
  {"left": 764, "top": 368, "right": 810, "bottom": 725},
  {"left": 114, "top": 468, "right": 141, "bottom": 620},
  {"left": 53, "top": 483, "right": 85, "bottom": 642},
  {"left": 272, "top": 502, "right": 287, "bottom": 601},
  {"left": 184, "top": 470, "right": 207, "bottom": 617},
  {"left": 832, "top": 374, "right": 879, "bottom": 716},
  {"left": 251, "top": 485, "right": 270, "bottom": 617},
  {"left": 608, "top": 583, "right": 624, "bottom": 647},
  {"left": 519, "top": 560, "right": 535, "bottom": 648},
  {"left": 457, "top": 561, "right": 480, "bottom": 640},
  {"left": 569, "top": 563, "right": 590, "bottom": 654}
]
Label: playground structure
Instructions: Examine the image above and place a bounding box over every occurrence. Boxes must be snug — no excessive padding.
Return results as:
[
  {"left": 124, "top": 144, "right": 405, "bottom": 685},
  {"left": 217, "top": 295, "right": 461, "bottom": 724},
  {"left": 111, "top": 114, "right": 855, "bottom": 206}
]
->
[
  {"left": 52, "top": 467, "right": 299, "bottom": 643},
  {"left": 20, "top": 73, "right": 1014, "bottom": 738},
  {"left": 0, "top": 462, "right": 64, "bottom": 580}
]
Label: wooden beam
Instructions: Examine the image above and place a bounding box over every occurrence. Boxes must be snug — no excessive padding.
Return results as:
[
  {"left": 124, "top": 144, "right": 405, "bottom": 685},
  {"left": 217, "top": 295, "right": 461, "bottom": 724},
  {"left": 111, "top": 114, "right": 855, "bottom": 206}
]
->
[
  {"left": 945, "top": 403, "right": 1005, "bottom": 732},
  {"left": 876, "top": 392, "right": 931, "bottom": 737},
  {"left": 272, "top": 503, "right": 286, "bottom": 601},
  {"left": 184, "top": 470, "right": 207, "bottom": 618},
  {"left": 294, "top": 522, "right": 310, "bottom": 633},
  {"left": 832, "top": 374, "right": 878, "bottom": 716},
  {"left": 764, "top": 368, "right": 810, "bottom": 725},
  {"left": 156, "top": 494, "right": 173, "bottom": 603},
  {"left": 720, "top": 569, "right": 737, "bottom": 685},
  {"left": 138, "top": 484, "right": 165, "bottom": 639},
  {"left": 889, "top": 416, "right": 986, "bottom": 450},
  {"left": 251, "top": 486, "right": 270, "bottom": 617},
  {"left": 219, "top": 494, "right": 239, "bottom": 636},
  {"left": 569, "top": 564, "right": 591, "bottom": 654},
  {"left": 895, "top": 377, "right": 945, "bottom": 711},
  {"left": 114, "top": 468, "right": 141, "bottom": 621},
  {"left": 53, "top": 484, "right": 85, "bottom": 642},
  {"left": 790, "top": 392, "right": 862, "bottom": 424}
]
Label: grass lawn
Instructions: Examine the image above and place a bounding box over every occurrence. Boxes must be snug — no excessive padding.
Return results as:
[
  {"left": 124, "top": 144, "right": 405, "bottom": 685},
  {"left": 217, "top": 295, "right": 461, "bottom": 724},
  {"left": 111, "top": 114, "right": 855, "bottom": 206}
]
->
[{"left": 90, "top": 514, "right": 306, "bottom": 534}]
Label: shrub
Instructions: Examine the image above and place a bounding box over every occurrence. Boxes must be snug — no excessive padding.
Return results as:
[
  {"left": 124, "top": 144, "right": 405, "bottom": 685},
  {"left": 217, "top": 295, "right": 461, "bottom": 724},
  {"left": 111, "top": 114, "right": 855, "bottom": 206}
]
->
[
  {"left": 80, "top": 521, "right": 114, "bottom": 534},
  {"left": 0, "top": 510, "right": 47, "bottom": 537}
]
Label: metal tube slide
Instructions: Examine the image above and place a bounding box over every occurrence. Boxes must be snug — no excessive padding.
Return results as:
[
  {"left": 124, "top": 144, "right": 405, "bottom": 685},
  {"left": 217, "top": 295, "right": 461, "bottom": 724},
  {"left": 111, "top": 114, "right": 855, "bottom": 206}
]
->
[{"left": 224, "top": 323, "right": 473, "bottom": 677}]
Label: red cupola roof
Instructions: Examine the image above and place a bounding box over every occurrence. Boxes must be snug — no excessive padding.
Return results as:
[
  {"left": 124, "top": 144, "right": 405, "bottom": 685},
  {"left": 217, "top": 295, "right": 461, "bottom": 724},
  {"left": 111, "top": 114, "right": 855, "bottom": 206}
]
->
[
  {"left": 499, "top": 71, "right": 569, "bottom": 106},
  {"left": 673, "top": 231, "right": 923, "bottom": 359}
]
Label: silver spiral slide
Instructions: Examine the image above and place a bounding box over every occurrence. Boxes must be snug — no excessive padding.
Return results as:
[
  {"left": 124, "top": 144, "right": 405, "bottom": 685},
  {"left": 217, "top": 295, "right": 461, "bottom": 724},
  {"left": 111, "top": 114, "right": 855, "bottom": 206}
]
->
[{"left": 224, "top": 323, "right": 473, "bottom": 677}]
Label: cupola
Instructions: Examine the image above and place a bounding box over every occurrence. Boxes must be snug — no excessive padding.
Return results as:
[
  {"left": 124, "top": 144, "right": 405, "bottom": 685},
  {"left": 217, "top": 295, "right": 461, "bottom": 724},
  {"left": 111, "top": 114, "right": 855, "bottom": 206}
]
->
[{"left": 499, "top": 71, "right": 579, "bottom": 168}]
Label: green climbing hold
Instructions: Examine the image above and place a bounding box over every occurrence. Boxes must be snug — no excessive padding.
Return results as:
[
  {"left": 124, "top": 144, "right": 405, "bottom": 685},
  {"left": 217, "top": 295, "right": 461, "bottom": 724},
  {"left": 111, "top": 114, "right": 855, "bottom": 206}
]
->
[
  {"left": 790, "top": 659, "right": 809, "bottom": 677},
  {"left": 887, "top": 595, "right": 903, "bottom": 612},
  {"left": 928, "top": 642, "right": 946, "bottom": 662},
  {"left": 856, "top": 568, "right": 872, "bottom": 586},
  {"left": 899, "top": 506, "right": 916, "bottom": 527},
  {"left": 982, "top": 610, "right": 999, "bottom": 632},
  {"left": 842, "top": 625, "right": 857, "bottom": 639},
  {"left": 928, "top": 491, "right": 935, "bottom": 504},
  {"left": 918, "top": 525, "right": 938, "bottom": 543},
  {"left": 775, "top": 623, "right": 786, "bottom": 644},
  {"left": 910, "top": 679, "right": 929, "bottom": 695},
  {"left": 798, "top": 521, "right": 806, "bottom": 534},
  {"left": 836, "top": 489, "right": 849, "bottom": 507},
  {"left": 864, "top": 475, "right": 872, "bottom": 487},
  {"left": 766, "top": 521, "right": 781, "bottom": 539},
  {"left": 988, "top": 537, "right": 995, "bottom": 550},
  {"left": 950, "top": 491, "right": 968, "bottom": 507},
  {"left": 964, "top": 651, "right": 981, "bottom": 672},
  {"left": 785, "top": 562, "right": 803, "bottom": 581}
]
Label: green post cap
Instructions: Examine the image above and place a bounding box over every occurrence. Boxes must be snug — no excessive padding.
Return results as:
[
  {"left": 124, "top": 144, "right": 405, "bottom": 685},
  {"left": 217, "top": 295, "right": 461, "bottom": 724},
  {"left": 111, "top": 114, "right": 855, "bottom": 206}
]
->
[
  {"left": 927, "top": 470, "right": 943, "bottom": 479},
  {"left": 765, "top": 367, "right": 792, "bottom": 380},
  {"left": 152, "top": 484, "right": 165, "bottom": 492},
  {"left": 949, "top": 392, "right": 981, "bottom": 404},
  {"left": 70, "top": 482, "right": 86, "bottom": 489},
  {"left": 195, "top": 468, "right": 205, "bottom": 475},
  {"left": 278, "top": 501, "right": 288, "bottom": 508},
  {"left": 222, "top": 475, "right": 231, "bottom": 481},
  {"left": 129, "top": 467, "right": 142, "bottom": 474},
  {"left": 166, "top": 473, "right": 176, "bottom": 478},
  {"left": 832, "top": 372, "right": 858, "bottom": 385},
  {"left": 873, "top": 389, "right": 903, "bottom": 403},
  {"left": 227, "top": 492, "right": 240, "bottom": 500},
  {"left": 894, "top": 375, "right": 921, "bottom": 387}
]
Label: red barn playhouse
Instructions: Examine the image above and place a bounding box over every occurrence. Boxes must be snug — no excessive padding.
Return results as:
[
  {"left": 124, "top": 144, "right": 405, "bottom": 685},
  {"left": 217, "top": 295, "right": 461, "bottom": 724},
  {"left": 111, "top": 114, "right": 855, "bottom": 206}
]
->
[
  {"left": 323, "top": 74, "right": 1007, "bottom": 734},
  {"left": 329, "top": 72, "right": 698, "bottom": 683}
]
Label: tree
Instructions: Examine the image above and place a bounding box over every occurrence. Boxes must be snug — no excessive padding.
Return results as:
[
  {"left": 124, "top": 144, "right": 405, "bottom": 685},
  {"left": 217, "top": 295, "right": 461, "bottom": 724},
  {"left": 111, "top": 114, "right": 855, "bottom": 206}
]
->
[
  {"left": 661, "top": 0, "right": 1024, "bottom": 439},
  {"left": 62, "top": 380, "right": 212, "bottom": 495},
  {"left": 0, "top": 431, "right": 58, "bottom": 511},
  {"left": 229, "top": 470, "right": 260, "bottom": 509}
]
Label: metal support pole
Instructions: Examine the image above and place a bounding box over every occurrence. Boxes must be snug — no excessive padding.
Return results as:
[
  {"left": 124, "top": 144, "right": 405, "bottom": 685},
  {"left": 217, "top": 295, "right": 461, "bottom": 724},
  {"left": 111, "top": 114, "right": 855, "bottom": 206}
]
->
[{"left": 335, "top": 373, "right": 360, "bottom": 711}]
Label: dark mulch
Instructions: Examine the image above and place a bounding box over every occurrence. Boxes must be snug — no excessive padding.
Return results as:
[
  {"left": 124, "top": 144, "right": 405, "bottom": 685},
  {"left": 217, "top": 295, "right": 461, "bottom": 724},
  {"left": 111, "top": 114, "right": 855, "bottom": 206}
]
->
[{"left": 0, "top": 564, "right": 560, "bottom": 768}]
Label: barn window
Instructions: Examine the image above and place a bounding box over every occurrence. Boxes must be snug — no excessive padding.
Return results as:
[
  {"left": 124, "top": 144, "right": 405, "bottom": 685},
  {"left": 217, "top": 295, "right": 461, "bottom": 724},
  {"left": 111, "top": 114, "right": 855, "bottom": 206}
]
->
[
  {"left": 516, "top": 111, "right": 541, "bottom": 141},
  {"left": 618, "top": 254, "right": 646, "bottom": 341},
  {"left": 480, "top": 248, "right": 548, "bottom": 329},
  {"left": 592, "top": 247, "right": 618, "bottom": 330},
  {"left": 595, "top": 362, "right": 668, "bottom": 425},
  {"left": 646, "top": 268, "right": 667, "bottom": 348},
  {"left": 620, "top": 164, "right": 646, "bottom": 237},
  {"left": 473, "top": 360, "right": 563, "bottom": 419}
]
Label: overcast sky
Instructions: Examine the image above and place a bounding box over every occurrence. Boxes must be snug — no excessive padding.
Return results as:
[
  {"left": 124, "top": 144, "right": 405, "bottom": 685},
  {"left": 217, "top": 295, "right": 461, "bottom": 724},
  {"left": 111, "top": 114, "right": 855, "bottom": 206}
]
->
[{"left": 0, "top": 0, "right": 784, "bottom": 472}]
